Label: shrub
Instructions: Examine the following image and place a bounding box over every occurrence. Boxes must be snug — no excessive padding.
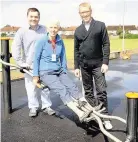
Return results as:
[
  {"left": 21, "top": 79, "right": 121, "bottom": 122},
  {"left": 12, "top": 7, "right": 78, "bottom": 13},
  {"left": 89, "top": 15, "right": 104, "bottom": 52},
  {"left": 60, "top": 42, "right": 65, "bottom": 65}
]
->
[
  {"left": 116, "top": 28, "right": 123, "bottom": 35},
  {"left": 1, "top": 33, "right": 7, "bottom": 37},
  {"left": 119, "top": 33, "right": 138, "bottom": 39}
]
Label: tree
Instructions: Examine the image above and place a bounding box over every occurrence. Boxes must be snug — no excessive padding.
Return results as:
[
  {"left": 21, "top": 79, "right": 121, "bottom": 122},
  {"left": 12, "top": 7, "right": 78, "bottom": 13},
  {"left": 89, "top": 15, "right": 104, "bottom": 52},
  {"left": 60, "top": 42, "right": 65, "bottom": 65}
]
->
[
  {"left": 5, "top": 25, "right": 11, "bottom": 27},
  {"left": 116, "top": 28, "right": 123, "bottom": 35},
  {"left": 1, "top": 33, "right": 7, "bottom": 37},
  {"left": 125, "top": 30, "right": 129, "bottom": 34}
]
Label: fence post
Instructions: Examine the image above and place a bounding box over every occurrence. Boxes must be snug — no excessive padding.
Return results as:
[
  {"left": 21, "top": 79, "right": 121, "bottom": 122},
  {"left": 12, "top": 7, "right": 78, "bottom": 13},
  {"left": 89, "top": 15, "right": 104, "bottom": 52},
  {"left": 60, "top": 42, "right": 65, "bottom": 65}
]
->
[
  {"left": 125, "top": 92, "right": 138, "bottom": 142},
  {"left": 1, "top": 38, "right": 12, "bottom": 120}
]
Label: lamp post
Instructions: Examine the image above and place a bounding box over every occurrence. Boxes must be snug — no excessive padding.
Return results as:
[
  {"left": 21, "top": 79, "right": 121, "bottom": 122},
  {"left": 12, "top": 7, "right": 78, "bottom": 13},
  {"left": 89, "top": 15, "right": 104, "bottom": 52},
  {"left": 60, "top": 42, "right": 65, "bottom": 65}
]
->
[{"left": 122, "top": 0, "right": 126, "bottom": 51}]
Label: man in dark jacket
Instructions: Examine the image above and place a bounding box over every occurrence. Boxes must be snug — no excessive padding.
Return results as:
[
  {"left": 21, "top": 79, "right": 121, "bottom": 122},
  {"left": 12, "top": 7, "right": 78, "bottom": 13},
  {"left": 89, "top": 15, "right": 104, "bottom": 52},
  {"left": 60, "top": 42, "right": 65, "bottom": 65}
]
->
[{"left": 74, "top": 2, "right": 112, "bottom": 130}]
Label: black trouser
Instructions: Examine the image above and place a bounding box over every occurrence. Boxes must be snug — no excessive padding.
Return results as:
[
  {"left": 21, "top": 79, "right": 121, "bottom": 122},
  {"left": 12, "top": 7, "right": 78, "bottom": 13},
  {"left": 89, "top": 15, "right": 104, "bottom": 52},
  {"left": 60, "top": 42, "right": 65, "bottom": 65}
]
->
[{"left": 81, "top": 63, "right": 108, "bottom": 114}]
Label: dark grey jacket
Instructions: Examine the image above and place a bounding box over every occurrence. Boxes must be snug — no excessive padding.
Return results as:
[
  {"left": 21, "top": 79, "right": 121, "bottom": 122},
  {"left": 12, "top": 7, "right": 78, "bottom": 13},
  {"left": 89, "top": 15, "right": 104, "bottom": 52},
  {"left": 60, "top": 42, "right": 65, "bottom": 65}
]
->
[{"left": 74, "top": 19, "right": 110, "bottom": 69}]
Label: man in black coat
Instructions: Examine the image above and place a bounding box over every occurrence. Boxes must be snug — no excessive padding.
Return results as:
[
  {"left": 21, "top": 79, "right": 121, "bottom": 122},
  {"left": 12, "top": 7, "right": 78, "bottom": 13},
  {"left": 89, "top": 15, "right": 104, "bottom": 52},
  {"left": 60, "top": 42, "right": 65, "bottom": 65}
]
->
[{"left": 74, "top": 2, "right": 112, "bottom": 130}]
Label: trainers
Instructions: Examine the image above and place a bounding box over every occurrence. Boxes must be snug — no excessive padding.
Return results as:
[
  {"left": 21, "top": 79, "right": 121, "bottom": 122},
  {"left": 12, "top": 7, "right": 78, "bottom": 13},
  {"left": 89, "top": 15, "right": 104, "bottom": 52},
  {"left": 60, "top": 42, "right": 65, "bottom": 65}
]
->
[
  {"left": 43, "top": 107, "right": 55, "bottom": 115},
  {"left": 29, "top": 108, "right": 37, "bottom": 117},
  {"left": 103, "top": 120, "right": 113, "bottom": 130}
]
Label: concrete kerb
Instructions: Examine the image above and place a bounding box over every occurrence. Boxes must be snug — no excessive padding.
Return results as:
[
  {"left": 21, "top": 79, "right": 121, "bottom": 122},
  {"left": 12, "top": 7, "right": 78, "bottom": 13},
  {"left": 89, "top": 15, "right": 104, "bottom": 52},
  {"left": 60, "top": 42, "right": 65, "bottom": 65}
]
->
[
  {"left": 109, "top": 48, "right": 138, "bottom": 59},
  {"left": 110, "top": 51, "right": 120, "bottom": 59}
]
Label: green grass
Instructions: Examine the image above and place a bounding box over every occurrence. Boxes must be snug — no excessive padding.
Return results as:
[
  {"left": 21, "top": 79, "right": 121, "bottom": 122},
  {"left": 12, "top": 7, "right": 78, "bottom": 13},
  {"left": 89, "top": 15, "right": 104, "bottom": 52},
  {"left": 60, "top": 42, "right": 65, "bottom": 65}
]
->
[
  {"left": 110, "top": 38, "right": 138, "bottom": 51},
  {"left": 1, "top": 37, "right": 137, "bottom": 80},
  {"left": 64, "top": 38, "right": 138, "bottom": 60},
  {"left": 1, "top": 38, "right": 138, "bottom": 66}
]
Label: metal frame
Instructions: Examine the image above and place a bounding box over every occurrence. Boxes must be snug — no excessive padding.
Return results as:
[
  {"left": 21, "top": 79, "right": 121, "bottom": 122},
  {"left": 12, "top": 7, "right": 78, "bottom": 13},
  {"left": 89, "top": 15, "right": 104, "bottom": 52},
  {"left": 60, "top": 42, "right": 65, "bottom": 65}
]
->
[
  {"left": 0, "top": 57, "right": 127, "bottom": 142},
  {"left": 1, "top": 38, "right": 137, "bottom": 142}
]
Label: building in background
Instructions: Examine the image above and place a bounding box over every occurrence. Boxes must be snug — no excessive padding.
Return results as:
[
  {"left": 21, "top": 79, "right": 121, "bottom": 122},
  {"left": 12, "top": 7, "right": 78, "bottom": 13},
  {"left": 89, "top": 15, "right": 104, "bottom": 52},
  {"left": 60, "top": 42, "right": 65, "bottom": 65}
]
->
[
  {"left": 0, "top": 25, "right": 138, "bottom": 38},
  {"left": 0, "top": 25, "right": 20, "bottom": 37}
]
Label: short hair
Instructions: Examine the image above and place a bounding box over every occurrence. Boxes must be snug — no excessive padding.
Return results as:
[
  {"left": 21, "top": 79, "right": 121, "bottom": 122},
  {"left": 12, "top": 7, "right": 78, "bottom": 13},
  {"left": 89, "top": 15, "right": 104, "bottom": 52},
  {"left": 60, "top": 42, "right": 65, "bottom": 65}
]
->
[
  {"left": 27, "top": 8, "right": 40, "bottom": 17},
  {"left": 46, "top": 17, "right": 60, "bottom": 28},
  {"left": 79, "top": 2, "right": 92, "bottom": 11}
]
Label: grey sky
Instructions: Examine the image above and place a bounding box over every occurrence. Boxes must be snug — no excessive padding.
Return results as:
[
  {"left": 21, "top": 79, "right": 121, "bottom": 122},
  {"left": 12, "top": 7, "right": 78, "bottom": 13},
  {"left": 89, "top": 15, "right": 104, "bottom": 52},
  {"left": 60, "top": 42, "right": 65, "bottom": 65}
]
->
[{"left": 0, "top": 0, "right": 138, "bottom": 28}]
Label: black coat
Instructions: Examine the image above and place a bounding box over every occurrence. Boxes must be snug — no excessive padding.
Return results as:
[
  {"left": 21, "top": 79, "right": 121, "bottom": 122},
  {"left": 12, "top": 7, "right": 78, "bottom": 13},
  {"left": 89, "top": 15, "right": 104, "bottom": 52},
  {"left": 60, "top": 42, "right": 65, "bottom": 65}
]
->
[{"left": 74, "top": 19, "right": 110, "bottom": 69}]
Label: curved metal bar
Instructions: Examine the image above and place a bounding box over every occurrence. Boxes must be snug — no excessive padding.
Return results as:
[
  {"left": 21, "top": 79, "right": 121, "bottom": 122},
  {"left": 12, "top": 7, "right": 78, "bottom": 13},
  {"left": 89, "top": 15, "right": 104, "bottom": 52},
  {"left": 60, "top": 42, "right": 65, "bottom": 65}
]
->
[
  {"left": 0, "top": 58, "right": 126, "bottom": 142},
  {"left": 0, "top": 59, "right": 21, "bottom": 69},
  {"left": 93, "top": 110, "right": 126, "bottom": 124},
  {"left": 0, "top": 59, "right": 45, "bottom": 89},
  {"left": 93, "top": 114, "right": 122, "bottom": 142},
  {"left": 0, "top": 59, "right": 33, "bottom": 75},
  {"left": 85, "top": 108, "right": 106, "bottom": 122}
]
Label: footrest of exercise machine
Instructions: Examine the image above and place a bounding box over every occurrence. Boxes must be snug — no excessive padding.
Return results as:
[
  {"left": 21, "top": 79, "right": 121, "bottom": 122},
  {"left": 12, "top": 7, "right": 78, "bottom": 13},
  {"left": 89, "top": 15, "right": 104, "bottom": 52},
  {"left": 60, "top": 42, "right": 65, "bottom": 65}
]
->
[
  {"left": 84, "top": 114, "right": 96, "bottom": 122},
  {"left": 78, "top": 100, "right": 87, "bottom": 109},
  {"left": 83, "top": 107, "right": 106, "bottom": 122}
]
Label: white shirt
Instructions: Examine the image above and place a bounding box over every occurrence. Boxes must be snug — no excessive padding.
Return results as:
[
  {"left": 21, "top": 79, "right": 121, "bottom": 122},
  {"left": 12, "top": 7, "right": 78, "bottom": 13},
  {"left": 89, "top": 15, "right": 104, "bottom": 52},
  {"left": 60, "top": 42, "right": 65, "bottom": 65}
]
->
[
  {"left": 85, "top": 23, "right": 90, "bottom": 31},
  {"left": 83, "top": 18, "right": 92, "bottom": 31},
  {"left": 11, "top": 25, "right": 46, "bottom": 67}
]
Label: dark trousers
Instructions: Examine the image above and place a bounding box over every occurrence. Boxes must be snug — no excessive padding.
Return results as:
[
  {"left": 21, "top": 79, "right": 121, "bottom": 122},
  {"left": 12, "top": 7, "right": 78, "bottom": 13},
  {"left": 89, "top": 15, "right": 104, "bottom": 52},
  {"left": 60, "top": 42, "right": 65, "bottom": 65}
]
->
[{"left": 81, "top": 63, "right": 108, "bottom": 114}]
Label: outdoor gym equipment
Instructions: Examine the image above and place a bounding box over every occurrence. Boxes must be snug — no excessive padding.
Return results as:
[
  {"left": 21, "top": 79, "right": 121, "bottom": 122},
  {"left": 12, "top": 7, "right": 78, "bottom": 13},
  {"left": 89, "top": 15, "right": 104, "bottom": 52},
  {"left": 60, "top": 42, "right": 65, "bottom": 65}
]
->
[
  {"left": 1, "top": 57, "right": 137, "bottom": 142},
  {"left": 1, "top": 39, "right": 137, "bottom": 142}
]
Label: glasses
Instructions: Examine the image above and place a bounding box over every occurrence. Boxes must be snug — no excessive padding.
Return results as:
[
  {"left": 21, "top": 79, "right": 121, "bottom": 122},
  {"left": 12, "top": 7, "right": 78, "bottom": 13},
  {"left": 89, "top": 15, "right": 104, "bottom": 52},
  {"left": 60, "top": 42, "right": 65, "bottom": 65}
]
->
[{"left": 79, "top": 10, "right": 91, "bottom": 15}]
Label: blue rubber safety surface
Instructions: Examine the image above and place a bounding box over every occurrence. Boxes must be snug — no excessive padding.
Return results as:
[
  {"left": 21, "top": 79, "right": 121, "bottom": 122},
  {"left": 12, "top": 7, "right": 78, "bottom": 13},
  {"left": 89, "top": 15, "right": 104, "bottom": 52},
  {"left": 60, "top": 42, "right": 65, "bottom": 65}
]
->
[{"left": 1, "top": 54, "right": 138, "bottom": 142}]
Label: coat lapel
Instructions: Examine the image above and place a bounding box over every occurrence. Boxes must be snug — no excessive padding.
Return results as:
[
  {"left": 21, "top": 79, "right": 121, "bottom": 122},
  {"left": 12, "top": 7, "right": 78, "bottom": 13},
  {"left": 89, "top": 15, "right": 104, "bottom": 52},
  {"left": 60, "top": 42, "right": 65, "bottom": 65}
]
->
[
  {"left": 80, "top": 24, "right": 87, "bottom": 36},
  {"left": 83, "top": 18, "right": 96, "bottom": 41}
]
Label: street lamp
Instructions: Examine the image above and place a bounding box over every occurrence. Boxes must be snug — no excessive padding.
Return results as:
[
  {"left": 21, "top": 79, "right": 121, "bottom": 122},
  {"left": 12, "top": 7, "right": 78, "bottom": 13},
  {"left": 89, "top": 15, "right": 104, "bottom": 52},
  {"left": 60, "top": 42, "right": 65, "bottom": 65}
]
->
[
  {"left": 122, "top": 0, "right": 126, "bottom": 51},
  {"left": 121, "top": 1, "right": 130, "bottom": 60}
]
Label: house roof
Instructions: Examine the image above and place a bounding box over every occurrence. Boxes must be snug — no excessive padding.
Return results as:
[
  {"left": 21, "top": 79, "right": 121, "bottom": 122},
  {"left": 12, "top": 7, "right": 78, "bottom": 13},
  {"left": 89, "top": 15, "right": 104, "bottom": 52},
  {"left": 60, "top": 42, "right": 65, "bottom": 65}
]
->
[
  {"left": 60, "top": 26, "right": 77, "bottom": 31},
  {"left": 107, "top": 25, "right": 137, "bottom": 31},
  {"left": 0, "top": 26, "right": 20, "bottom": 32},
  {"left": 1, "top": 25, "right": 137, "bottom": 32}
]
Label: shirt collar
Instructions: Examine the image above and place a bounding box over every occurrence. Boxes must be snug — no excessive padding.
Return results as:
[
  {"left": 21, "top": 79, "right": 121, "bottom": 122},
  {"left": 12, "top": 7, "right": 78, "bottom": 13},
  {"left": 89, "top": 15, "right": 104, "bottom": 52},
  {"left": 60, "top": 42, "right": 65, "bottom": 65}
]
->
[
  {"left": 83, "top": 17, "right": 92, "bottom": 25},
  {"left": 47, "top": 33, "right": 61, "bottom": 43},
  {"left": 28, "top": 24, "right": 40, "bottom": 31}
]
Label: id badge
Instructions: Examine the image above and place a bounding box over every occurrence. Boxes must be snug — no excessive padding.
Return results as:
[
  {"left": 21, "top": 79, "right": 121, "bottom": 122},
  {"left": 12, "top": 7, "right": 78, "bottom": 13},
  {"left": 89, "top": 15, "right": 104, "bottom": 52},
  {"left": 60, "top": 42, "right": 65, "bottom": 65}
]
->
[{"left": 51, "top": 54, "right": 56, "bottom": 61}]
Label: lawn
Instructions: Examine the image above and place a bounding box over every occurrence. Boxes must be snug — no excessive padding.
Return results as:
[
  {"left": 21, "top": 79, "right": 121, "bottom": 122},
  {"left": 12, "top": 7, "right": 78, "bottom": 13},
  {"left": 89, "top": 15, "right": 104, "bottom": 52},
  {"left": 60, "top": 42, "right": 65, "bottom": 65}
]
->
[
  {"left": 64, "top": 38, "right": 138, "bottom": 60},
  {"left": 0, "top": 37, "right": 138, "bottom": 80},
  {"left": 1, "top": 38, "right": 138, "bottom": 65}
]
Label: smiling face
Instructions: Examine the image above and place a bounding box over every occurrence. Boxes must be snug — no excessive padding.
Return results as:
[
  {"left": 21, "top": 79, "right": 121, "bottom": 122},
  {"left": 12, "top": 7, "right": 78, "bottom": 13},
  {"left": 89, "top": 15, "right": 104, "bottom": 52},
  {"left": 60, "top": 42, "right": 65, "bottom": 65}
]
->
[
  {"left": 48, "top": 24, "right": 59, "bottom": 37},
  {"left": 27, "top": 11, "right": 40, "bottom": 28},
  {"left": 79, "top": 3, "right": 92, "bottom": 23},
  {"left": 47, "top": 20, "right": 60, "bottom": 39}
]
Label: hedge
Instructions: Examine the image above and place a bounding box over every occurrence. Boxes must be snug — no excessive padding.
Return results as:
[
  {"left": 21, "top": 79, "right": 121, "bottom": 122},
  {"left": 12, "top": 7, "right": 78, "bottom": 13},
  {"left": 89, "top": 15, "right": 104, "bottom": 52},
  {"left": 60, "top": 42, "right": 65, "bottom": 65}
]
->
[{"left": 119, "top": 33, "right": 138, "bottom": 39}]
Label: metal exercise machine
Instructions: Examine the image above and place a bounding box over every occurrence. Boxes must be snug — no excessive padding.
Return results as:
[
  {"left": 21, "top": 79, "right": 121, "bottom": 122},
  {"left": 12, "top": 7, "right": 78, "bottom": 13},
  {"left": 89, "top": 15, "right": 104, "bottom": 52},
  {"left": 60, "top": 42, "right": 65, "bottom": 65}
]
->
[{"left": 1, "top": 38, "right": 138, "bottom": 142}]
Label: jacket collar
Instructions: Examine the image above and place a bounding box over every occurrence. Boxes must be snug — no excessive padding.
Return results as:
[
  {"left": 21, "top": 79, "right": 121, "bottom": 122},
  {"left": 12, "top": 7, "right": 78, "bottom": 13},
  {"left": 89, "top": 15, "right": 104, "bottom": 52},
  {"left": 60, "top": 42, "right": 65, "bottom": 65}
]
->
[
  {"left": 47, "top": 33, "right": 61, "bottom": 43},
  {"left": 80, "top": 18, "right": 96, "bottom": 40}
]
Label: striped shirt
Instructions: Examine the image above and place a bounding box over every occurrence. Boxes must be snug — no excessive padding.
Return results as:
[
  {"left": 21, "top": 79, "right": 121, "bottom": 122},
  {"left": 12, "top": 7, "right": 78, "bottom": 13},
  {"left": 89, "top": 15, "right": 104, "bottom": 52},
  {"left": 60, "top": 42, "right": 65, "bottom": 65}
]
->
[{"left": 11, "top": 25, "right": 46, "bottom": 68}]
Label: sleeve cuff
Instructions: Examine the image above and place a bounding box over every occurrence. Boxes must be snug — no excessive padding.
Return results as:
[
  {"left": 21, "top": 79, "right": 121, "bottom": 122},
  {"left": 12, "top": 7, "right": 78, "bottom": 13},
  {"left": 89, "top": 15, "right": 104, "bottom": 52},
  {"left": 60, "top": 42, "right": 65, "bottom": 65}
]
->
[
  {"left": 103, "top": 59, "right": 109, "bottom": 65},
  {"left": 74, "top": 64, "right": 80, "bottom": 69}
]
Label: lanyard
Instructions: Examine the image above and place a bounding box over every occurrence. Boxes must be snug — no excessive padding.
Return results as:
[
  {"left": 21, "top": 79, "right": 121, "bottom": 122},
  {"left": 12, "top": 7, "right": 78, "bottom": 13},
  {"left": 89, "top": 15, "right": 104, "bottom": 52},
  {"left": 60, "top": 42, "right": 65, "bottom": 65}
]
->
[{"left": 51, "top": 39, "right": 56, "bottom": 53}]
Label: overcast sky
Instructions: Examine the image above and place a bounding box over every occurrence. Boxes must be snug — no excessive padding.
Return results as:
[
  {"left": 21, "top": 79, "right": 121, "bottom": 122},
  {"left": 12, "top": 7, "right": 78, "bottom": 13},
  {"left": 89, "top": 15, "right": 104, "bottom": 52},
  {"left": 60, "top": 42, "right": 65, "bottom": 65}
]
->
[{"left": 0, "top": 0, "right": 138, "bottom": 28}]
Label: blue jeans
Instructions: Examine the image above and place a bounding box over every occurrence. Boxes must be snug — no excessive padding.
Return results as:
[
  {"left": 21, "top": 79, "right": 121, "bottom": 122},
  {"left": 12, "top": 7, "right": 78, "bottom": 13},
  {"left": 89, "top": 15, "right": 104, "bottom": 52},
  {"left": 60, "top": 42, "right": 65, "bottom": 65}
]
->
[{"left": 40, "top": 71, "right": 83, "bottom": 105}]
